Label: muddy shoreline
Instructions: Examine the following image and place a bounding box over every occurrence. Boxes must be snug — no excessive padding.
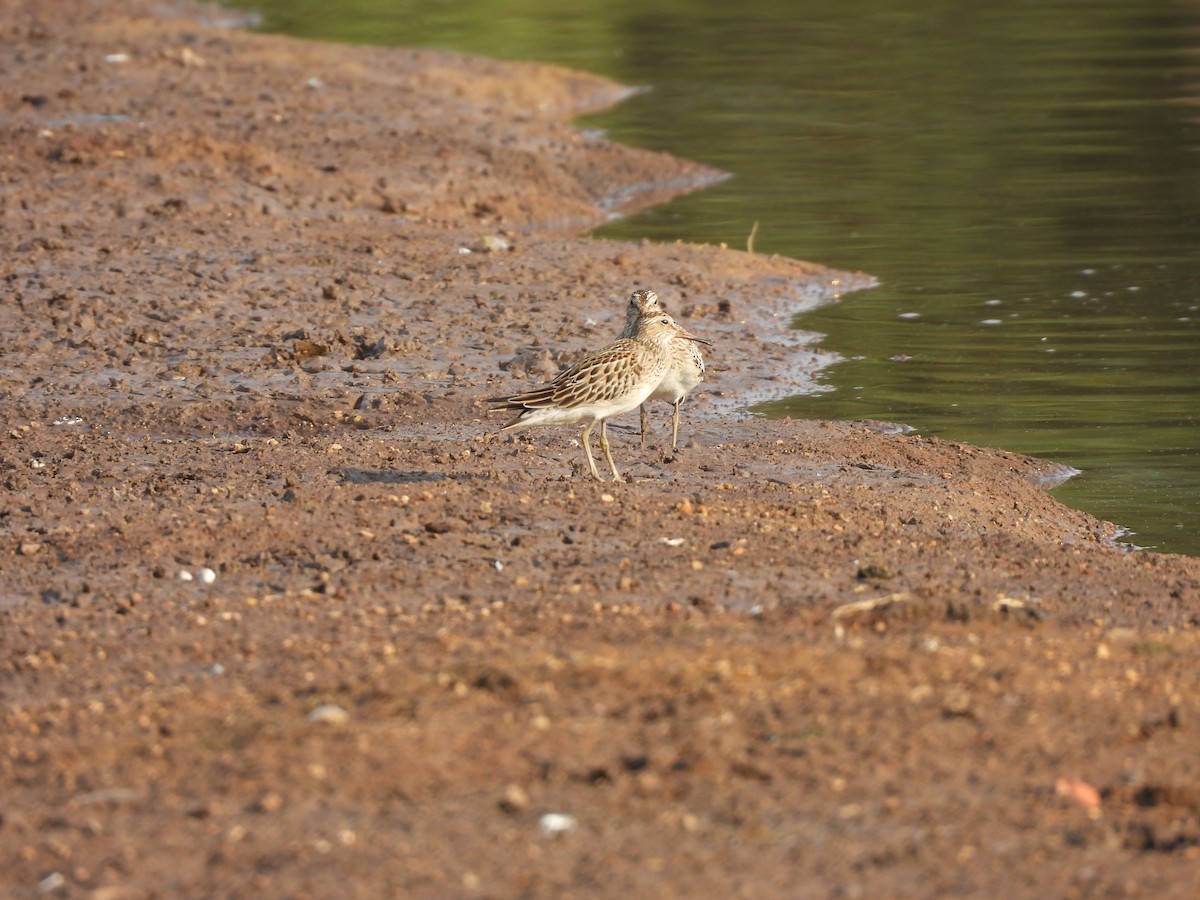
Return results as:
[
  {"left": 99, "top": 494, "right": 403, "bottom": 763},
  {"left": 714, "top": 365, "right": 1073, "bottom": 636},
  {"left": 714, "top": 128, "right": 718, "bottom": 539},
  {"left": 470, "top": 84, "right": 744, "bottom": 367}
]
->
[{"left": 3, "top": 2, "right": 1200, "bottom": 896}]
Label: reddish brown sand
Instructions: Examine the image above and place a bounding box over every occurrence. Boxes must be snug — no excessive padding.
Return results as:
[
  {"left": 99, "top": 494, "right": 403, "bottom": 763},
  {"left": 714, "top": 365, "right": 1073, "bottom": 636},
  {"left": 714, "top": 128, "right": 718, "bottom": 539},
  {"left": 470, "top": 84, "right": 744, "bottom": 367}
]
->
[{"left": 3, "top": 2, "right": 1200, "bottom": 897}]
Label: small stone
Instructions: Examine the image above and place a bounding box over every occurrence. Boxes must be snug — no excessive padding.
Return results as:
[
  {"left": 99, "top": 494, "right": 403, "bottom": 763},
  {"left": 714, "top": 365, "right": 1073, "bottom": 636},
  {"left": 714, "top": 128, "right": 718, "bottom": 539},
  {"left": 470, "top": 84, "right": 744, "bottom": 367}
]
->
[
  {"left": 37, "top": 872, "right": 65, "bottom": 894},
  {"left": 943, "top": 687, "right": 972, "bottom": 718},
  {"left": 499, "top": 784, "right": 530, "bottom": 813},
  {"left": 307, "top": 704, "right": 350, "bottom": 726},
  {"left": 473, "top": 235, "right": 511, "bottom": 253},
  {"left": 197, "top": 567, "right": 217, "bottom": 585},
  {"left": 18, "top": 542, "right": 42, "bottom": 556},
  {"left": 538, "top": 812, "right": 577, "bottom": 838}
]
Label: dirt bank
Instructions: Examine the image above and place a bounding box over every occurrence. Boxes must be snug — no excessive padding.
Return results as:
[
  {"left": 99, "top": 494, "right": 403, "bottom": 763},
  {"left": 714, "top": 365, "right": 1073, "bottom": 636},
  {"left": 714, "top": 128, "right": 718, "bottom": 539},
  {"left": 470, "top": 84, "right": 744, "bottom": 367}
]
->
[{"left": 2, "top": 1, "right": 1199, "bottom": 897}]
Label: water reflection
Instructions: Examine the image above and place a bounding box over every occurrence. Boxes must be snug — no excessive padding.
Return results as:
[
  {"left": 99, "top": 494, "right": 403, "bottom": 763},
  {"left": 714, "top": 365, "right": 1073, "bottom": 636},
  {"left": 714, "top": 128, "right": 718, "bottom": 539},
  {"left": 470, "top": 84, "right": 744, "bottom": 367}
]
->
[{"left": 228, "top": 0, "right": 1200, "bottom": 555}]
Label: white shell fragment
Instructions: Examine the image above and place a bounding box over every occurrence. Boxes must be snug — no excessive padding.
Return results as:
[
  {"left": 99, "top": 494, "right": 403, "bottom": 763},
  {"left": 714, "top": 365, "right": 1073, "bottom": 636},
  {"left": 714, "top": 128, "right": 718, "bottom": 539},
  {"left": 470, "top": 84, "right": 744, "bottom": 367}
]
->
[{"left": 538, "top": 813, "right": 578, "bottom": 838}]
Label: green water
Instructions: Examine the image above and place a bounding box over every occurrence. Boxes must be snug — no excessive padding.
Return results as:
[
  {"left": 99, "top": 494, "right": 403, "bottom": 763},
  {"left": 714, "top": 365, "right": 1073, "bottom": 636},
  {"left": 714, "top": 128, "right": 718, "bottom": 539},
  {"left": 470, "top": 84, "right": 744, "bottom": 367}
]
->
[{"left": 225, "top": 0, "right": 1200, "bottom": 556}]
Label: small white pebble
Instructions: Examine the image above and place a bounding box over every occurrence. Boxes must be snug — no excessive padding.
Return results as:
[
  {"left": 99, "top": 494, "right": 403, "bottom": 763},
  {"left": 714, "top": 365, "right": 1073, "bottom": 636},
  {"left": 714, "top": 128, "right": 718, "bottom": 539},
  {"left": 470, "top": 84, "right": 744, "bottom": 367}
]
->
[
  {"left": 210, "top": 663, "right": 226, "bottom": 676},
  {"left": 660, "top": 537, "right": 685, "bottom": 547},
  {"left": 28, "top": 458, "right": 46, "bottom": 469},
  {"left": 539, "top": 813, "right": 577, "bottom": 838},
  {"left": 197, "top": 567, "right": 217, "bottom": 585},
  {"left": 105, "top": 53, "right": 130, "bottom": 64},
  {"left": 37, "top": 872, "right": 65, "bottom": 894},
  {"left": 492, "top": 559, "right": 504, "bottom": 572},
  {"left": 177, "top": 570, "right": 194, "bottom": 582},
  {"left": 305, "top": 76, "right": 324, "bottom": 89},
  {"left": 307, "top": 704, "right": 350, "bottom": 726}
]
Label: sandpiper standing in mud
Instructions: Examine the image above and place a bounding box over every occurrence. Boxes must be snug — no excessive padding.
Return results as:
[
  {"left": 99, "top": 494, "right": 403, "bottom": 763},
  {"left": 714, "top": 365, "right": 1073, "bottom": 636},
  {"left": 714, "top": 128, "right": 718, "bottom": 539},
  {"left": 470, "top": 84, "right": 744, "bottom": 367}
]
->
[
  {"left": 619, "top": 288, "right": 706, "bottom": 451},
  {"left": 488, "top": 298, "right": 709, "bottom": 482}
]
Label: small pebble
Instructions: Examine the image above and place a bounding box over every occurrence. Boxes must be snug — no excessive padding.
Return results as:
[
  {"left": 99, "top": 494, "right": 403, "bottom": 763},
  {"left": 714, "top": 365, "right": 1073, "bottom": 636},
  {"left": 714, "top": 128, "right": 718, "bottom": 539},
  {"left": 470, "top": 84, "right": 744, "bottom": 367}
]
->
[
  {"left": 307, "top": 704, "right": 350, "bottom": 726},
  {"left": 37, "top": 872, "right": 65, "bottom": 893},
  {"left": 501, "top": 784, "right": 530, "bottom": 812},
  {"left": 538, "top": 812, "right": 577, "bottom": 838},
  {"left": 177, "top": 570, "right": 194, "bottom": 582},
  {"left": 474, "top": 235, "right": 510, "bottom": 252},
  {"left": 197, "top": 567, "right": 217, "bottom": 585}
]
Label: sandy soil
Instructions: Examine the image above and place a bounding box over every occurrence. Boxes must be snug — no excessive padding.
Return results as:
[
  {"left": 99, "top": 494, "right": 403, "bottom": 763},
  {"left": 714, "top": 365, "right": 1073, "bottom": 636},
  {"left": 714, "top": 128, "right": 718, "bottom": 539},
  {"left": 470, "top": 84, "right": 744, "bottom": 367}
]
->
[{"left": 3, "top": 1, "right": 1200, "bottom": 897}]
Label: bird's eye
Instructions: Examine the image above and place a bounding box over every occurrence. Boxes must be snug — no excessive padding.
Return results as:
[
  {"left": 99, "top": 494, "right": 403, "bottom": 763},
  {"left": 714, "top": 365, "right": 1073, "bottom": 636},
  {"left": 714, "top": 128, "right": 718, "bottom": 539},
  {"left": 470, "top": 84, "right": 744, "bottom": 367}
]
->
[{"left": 660, "top": 317, "right": 669, "bottom": 324}]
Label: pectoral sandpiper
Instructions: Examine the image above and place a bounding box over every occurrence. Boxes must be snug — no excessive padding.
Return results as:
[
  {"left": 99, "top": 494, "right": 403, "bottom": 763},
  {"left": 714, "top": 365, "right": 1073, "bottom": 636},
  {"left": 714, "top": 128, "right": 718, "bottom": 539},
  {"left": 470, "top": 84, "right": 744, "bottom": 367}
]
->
[
  {"left": 489, "top": 307, "right": 708, "bottom": 482},
  {"left": 620, "top": 289, "right": 706, "bottom": 450}
]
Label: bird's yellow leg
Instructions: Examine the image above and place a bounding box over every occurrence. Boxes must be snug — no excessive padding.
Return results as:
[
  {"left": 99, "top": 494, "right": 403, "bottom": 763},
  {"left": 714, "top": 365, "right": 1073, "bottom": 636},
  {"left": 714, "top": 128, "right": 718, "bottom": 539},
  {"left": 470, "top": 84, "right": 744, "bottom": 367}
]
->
[
  {"left": 581, "top": 421, "right": 603, "bottom": 481},
  {"left": 600, "top": 420, "right": 624, "bottom": 483}
]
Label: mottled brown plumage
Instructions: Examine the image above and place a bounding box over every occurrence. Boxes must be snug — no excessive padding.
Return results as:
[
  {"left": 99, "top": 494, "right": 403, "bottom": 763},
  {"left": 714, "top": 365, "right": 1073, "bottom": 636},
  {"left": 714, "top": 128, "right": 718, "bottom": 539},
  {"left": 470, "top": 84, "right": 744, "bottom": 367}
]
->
[{"left": 489, "top": 306, "right": 705, "bottom": 482}]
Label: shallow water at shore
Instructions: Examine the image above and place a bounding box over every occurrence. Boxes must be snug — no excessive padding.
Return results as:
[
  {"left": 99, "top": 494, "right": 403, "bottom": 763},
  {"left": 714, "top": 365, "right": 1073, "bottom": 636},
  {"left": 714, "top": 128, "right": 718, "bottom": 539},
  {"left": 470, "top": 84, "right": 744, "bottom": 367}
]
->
[{"left": 228, "top": 0, "right": 1200, "bottom": 555}]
